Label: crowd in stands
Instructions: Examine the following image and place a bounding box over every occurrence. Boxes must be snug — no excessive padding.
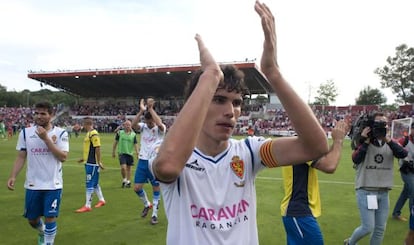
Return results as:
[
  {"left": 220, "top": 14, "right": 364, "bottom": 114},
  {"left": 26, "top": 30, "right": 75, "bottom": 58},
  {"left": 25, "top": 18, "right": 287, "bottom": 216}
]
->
[
  {"left": 0, "top": 107, "right": 33, "bottom": 135},
  {"left": 1, "top": 102, "right": 414, "bottom": 138}
]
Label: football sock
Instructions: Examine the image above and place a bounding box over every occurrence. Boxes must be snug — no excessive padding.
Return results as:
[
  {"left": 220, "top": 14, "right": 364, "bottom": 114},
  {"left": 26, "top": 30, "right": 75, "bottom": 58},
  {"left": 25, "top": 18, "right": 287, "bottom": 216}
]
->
[
  {"left": 94, "top": 184, "right": 105, "bottom": 202},
  {"left": 86, "top": 188, "right": 94, "bottom": 207},
  {"left": 136, "top": 189, "right": 149, "bottom": 206},
  {"left": 31, "top": 219, "right": 45, "bottom": 234},
  {"left": 152, "top": 191, "right": 160, "bottom": 216},
  {"left": 44, "top": 221, "right": 57, "bottom": 245}
]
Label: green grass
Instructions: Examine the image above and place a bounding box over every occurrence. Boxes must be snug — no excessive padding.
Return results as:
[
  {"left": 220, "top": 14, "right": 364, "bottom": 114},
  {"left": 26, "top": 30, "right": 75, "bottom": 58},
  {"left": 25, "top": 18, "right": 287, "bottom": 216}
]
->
[{"left": 0, "top": 133, "right": 408, "bottom": 244}]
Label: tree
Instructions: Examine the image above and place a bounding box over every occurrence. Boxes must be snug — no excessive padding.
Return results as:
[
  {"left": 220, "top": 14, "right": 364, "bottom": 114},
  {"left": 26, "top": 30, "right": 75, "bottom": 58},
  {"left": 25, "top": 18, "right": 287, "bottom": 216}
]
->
[
  {"left": 313, "top": 79, "right": 338, "bottom": 105},
  {"left": 375, "top": 44, "right": 414, "bottom": 104},
  {"left": 0, "top": 85, "right": 78, "bottom": 107},
  {"left": 0, "top": 83, "right": 7, "bottom": 92},
  {"left": 355, "top": 86, "right": 387, "bottom": 105}
]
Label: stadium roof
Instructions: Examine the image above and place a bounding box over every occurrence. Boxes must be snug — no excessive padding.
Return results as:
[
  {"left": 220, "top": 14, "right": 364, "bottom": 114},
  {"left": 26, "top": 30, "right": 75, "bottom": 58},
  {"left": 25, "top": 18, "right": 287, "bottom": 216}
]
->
[{"left": 27, "top": 62, "right": 273, "bottom": 98}]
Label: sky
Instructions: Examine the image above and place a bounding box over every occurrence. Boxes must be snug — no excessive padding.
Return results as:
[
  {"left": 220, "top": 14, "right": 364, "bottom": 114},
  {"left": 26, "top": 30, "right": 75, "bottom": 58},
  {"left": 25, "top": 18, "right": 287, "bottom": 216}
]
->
[{"left": 0, "top": 0, "right": 413, "bottom": 106}]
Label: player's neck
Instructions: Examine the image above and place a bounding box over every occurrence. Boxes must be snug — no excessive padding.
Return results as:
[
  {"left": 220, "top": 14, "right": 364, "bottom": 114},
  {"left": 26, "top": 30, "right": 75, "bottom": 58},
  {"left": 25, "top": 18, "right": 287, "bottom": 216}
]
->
[
  {"left": 196, "top": 137, "right": 229, "bottom": 157},
  {"left": 43, "top": 123, "right": 53, "bottom": 131}
]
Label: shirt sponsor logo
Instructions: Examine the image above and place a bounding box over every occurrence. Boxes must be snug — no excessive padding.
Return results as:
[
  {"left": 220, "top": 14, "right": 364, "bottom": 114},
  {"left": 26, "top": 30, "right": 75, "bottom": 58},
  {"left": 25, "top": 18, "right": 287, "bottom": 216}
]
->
[
  {"left": 365, "top": 153, "right": 391, "bottom": 170},
  {"left": 31, "top": 148, "right": 51, "bottom": 154},
  {"left": 191, "top": 199, "right": 250, "bottom": 230},
  {"left": 365, "top": 165, "right": 392, "bottom": 170}
]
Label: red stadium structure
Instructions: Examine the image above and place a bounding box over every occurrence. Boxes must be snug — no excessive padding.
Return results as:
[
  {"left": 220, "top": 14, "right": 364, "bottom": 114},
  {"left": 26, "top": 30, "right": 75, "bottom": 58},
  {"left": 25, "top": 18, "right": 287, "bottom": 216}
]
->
[
  {"left": 27, "top": 61, "right": 272, "bottom": 99},
  {"left": 27, "top": 62, "right": 414, "bottom": 116}
]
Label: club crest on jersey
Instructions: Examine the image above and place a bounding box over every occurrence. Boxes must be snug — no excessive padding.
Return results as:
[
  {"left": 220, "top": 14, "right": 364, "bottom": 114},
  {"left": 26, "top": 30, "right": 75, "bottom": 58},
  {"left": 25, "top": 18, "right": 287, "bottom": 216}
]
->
[
  {"left": 51, "top": 135, "right": 57, "bottom": 143},
  {"left": 230, "top": 156, "right": 244, "bottom": 179}
]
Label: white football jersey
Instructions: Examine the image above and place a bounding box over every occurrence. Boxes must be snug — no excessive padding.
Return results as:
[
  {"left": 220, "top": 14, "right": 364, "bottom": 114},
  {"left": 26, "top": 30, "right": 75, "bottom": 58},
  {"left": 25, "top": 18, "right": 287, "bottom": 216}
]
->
[
  {"left": 138, "top": 122, "right": 165, "bottom": 160},
  {"left": 16, "top": 126, "right": 69, "bottom": 190},
  {"left": 150, "top": 136, "right": 269, "bottom": 245}
]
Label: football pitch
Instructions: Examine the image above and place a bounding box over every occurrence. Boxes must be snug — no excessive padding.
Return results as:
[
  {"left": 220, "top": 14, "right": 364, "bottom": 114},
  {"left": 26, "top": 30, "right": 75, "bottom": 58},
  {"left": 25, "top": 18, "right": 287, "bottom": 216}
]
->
[{"left": 0, "top": 133, "right": 408, "bottom": 244}]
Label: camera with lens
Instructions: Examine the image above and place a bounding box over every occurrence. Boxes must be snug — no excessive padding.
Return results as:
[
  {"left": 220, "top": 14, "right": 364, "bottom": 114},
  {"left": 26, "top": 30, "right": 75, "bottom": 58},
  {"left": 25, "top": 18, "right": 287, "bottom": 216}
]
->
[
  {"left": 357, "top": 117, "right": 387, "bottom": 140},
  {"left": 350, "top": 113, "right": 388, "bottom": 149},
  {"left": 371, "top": 120, "right": 387, "bottom": 138}
]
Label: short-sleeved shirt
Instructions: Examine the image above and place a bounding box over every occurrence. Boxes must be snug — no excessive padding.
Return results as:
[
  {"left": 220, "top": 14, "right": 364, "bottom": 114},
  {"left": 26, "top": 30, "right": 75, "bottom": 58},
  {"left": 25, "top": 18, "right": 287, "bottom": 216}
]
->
[
  {"left": 16, "top": 126, "right": 69, "bottom": 190},
  {"left": 149, "top": 136, "right": 269, "bottom": 245},
  {"left": 280, "top": 162, "right": 321, "bottom": 217},
  {"left": 83, "top": 129, "right": 100, "bottom": 164},
  {"left": 138, "top": 122, "right": 165, "bottom": 160}
]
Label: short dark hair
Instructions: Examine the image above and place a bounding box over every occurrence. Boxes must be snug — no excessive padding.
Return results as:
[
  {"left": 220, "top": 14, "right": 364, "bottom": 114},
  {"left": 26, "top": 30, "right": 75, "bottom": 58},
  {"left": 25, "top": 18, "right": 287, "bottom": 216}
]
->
[
  {"left": 35, "top": 101, "right": 54, "bottom": 115},
  {"left": 184, "top": 64, "right": 249, "bottom": 101},
  {"left": 83, "top": 117, "right": 93, "bottom": 125},
  {"left": 144, "top": 111, "right": 152, "bottom": 120}
]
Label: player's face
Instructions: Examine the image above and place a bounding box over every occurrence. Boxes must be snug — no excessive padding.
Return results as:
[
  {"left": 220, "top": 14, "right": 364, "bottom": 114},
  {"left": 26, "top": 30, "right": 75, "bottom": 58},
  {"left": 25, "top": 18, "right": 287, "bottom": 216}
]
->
[
  {"left": 201, "top": 89, "right": 242, "bottom": 143},
  {"left": 83, "top": 122, "right": 92, "bottom": 131},
  {"left": 124, "top": 121, "right": 132, "bottom": 131},
  {"left": 34, "top": 108, "right": 52, "bottom": 127},
  {"left": 145, "top": 118, "right": 155, "bottom": 128}
]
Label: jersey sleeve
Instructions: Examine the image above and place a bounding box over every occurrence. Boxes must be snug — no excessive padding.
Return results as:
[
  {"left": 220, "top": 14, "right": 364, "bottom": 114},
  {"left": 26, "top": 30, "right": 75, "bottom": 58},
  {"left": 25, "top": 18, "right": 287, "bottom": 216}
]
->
[
  {"left": 148, "top": 139, "right": 163, "bottom": 177},
  {"left": 244, "top": 136, "right": 271, "bottom": 174},
  {"left": 16, "top": 128, "right": 27, "bottom": 151},
  {"left": 57, "top": 129, "right": 69, "bottom": 152},
  {"left": 90, "top": 130, "right": 101, "bottom": 147},
  {"left": 138, "top": 122, "right": 144, "bottom": 131}
]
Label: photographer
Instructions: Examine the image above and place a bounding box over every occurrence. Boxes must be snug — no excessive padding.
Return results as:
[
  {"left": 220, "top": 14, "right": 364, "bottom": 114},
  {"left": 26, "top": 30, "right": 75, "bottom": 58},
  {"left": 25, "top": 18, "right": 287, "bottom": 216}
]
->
[{"left": 344, "top": 112, "right": 407, "bottom": 245}]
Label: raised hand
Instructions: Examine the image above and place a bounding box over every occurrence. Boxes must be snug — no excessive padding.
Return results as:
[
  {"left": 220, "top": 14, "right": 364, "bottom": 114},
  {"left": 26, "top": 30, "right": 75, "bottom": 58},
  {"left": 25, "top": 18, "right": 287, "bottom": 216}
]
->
[
  {"left": 332, "top": 120, "right": 350, "bottom": 141},
  {"left": 139, "top": 98, "right": 146, "bottom": 112},
  {"left": 147, "top": 98, "right": 155, "bottom": 109},
  {"left": 254, "top": 1, "right": 278, "bottom": 75},
  {"left": 194, "top": 34, "right": 223, "bottom": 83},
  {"left": 35, "top": 126, "right": 48, "bottom": 141}
]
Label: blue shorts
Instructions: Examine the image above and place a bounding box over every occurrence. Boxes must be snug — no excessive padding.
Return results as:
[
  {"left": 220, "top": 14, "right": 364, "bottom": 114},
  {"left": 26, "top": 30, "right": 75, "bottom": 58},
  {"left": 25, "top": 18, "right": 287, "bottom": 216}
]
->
[
  {"left": 119, "top": 154, "right": 134, "bottom": 166},
  {"left": 85, "top": 163, "right": 100, "bottom": 189},
  {"left": 282, "top": 216, "right": 323, "bottom": 245},
  {"left": 134, "top": 159, "right": 159, "bottom": 186},
  {"left": 24, "top": 189, "right": 62, "bottom": 220}
]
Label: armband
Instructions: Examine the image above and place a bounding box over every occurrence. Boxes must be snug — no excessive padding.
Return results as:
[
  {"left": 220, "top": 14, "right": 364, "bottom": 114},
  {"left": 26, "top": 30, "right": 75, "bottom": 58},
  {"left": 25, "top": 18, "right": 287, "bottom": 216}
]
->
[{"left": 259, "top": 141, "right": 279, "bottom": 168}]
